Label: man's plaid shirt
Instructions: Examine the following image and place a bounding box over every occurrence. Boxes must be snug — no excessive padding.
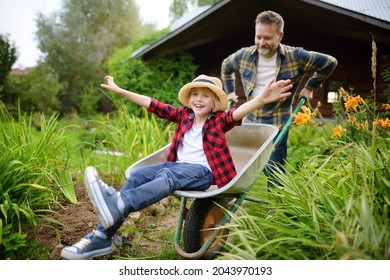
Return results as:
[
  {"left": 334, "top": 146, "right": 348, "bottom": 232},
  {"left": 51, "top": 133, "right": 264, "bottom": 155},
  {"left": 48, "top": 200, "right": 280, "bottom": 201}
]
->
[
  {"left": 221, "top": 44, "right": 338, "bottom": 129},
  {"left": 148, "top": 98, "right": 242, "bottom": 188}
]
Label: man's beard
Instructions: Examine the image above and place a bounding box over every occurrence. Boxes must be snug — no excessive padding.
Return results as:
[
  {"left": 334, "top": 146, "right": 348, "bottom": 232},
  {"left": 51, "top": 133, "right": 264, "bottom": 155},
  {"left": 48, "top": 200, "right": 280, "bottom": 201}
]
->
[
  {"left": 258, "top": 48, "right": 271, "bottom": 57},
  {"left": 257, "top": 45, "right": 277, "bottom": 57}
]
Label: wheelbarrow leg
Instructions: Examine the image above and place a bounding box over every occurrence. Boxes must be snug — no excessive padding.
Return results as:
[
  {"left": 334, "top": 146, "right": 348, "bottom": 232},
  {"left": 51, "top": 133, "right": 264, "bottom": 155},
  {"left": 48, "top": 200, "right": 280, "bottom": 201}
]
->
[
  {"left": 174, "top": 196, "right": 216, "bottom": 259},
  {"left": 173, "top": 197, "right": 187, "bottom": 254}
]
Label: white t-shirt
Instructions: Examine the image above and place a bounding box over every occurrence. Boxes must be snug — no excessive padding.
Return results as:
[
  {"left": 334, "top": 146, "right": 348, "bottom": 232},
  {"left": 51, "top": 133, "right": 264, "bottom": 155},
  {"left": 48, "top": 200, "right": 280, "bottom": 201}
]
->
[
  {"left": 177, "top": 123, "right": 211, "bottom": 171},
  {"left": 252, "top": 53, "right": 277, "bottom": 98}
]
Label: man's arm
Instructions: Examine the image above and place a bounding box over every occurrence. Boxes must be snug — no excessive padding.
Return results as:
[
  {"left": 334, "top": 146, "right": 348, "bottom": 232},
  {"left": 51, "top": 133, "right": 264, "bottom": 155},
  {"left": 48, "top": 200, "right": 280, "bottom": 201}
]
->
[
  {"left": 221, "top": 49, "right": 243, "bottom": 101},
  {"left": 303, "top": 50, "right": 338, "bottom": 91}
]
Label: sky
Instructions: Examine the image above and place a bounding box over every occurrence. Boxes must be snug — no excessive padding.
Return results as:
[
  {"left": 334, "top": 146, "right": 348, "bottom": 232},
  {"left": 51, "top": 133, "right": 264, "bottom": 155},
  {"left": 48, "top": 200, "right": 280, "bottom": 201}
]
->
[{"left": 0, "top": 0, "right": 171, "bottom": 69}]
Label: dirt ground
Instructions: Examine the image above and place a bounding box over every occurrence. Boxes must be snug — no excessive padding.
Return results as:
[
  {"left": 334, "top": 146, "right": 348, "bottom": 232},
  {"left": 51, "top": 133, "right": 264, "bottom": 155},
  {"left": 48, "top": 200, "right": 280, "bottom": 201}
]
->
[{"left": 33, "top": 180, "right": 179, "bottom": 260}]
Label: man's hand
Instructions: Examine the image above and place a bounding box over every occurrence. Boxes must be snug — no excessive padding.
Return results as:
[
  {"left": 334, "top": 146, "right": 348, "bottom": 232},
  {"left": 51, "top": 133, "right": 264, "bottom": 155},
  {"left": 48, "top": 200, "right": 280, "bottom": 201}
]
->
[
  {"left": 227, "top": 92, "right": 239, "bottom": 104},
  {"left": 299, "top": 87, "right": 313, "bottom": 101}
]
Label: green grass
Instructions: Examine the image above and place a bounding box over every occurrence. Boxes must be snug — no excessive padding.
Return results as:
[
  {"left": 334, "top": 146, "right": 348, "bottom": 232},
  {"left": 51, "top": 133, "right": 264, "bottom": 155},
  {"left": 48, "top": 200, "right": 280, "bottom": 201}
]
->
[
  {"left": 0, "top": 103, "right": 70, "bottom": 258},
  {"left": 220, "top": 126, "right": 390, "bottom": 260}
]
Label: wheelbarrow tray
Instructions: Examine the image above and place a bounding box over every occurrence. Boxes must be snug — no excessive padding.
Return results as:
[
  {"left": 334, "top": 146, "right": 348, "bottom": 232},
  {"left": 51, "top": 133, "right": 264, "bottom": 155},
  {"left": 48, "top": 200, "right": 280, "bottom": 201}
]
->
[{"left": 125, "top": 123, "right": 278, "bottom": 198}]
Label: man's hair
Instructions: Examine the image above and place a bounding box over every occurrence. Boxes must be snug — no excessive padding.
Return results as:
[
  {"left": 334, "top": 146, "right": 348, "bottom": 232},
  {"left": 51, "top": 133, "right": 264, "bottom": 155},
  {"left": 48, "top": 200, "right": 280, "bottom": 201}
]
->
[{"left": 255, "top": 10, "right": 284, "bottom": 34}]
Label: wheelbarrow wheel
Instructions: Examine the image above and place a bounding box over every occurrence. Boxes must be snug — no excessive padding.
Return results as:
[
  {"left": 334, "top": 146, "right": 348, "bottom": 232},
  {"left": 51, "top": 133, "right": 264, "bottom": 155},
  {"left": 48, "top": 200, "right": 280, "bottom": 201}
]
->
[{"left": 183, "top": 198, "right": 230, "bottom": 259}]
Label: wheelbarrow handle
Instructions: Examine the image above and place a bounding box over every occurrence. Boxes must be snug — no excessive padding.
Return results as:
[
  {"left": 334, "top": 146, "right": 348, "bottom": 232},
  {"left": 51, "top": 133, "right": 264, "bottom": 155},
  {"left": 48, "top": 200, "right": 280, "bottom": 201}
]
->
[
  {"left": 272, "top": 96, "right": 307, "bottom": 148},
  {"left": 226, "top": 97, "right": 236, "bottom": 111},
  {"left": 294, "top": 96, "right": 308, "bottom": 114}
]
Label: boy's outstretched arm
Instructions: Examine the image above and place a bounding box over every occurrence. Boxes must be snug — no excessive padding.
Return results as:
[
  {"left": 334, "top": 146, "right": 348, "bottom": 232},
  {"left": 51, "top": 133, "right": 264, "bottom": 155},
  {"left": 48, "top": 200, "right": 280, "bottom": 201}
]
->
[
  {"left": 100, "top": 75, "right": 151, "bottom": 108},
  {"left": 232, "top": 79, "right": 292, "bottom": 121}
]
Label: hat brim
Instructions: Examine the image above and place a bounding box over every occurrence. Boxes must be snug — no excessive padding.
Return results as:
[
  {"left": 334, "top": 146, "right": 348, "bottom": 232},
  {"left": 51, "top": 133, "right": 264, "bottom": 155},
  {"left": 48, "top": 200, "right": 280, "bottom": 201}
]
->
[{"left": 178, "top": 81, "right": 228, "bottom": 111}]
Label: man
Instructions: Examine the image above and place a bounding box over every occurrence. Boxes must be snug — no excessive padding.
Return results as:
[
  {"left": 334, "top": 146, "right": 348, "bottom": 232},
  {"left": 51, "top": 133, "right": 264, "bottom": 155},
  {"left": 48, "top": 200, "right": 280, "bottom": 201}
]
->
[{"left": 221, "top": 10, "right": 337, "bottom": 186}]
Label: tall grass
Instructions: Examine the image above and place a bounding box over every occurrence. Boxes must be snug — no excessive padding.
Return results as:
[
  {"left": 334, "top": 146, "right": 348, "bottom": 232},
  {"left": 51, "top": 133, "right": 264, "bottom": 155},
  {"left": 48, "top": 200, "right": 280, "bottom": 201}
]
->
[
  {"left": 0, "top": 102, "right": 74, "bottom": 256},
  {"left": 221, "top": 134, "right": 389, "bottom": 260}
]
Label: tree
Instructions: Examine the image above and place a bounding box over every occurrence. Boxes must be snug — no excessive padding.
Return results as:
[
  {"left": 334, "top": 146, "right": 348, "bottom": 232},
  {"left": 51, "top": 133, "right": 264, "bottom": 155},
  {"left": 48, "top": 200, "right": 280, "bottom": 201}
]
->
[
  {"left": 169, "top": 0, "right": 221, "bottom": 20},
  {"left": 107, "top": 31, "right": 198, "bottom": 116},
  {"left": 17, "top": 64, "right": 64, "bottom": 115},
  {"left": 35, "top": 0, "right": 142, "bottom": 114},
  {"left": 0, "top": 33, "right": 17, "bottom": 98}
]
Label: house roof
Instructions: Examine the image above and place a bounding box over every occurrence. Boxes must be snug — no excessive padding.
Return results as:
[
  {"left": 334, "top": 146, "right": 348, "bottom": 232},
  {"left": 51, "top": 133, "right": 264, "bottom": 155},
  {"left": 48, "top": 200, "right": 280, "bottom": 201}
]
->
[
  {"left": 319, "top": 0, "right": 390, "bottom": 22},
  {"left": 135, "top": 0, "right": 390, "bottom": 60}
]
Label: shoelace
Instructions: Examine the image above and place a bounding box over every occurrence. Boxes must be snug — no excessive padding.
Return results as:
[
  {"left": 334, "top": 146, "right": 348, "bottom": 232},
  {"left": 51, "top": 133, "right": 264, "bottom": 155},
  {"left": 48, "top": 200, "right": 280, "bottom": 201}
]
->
[
  {"left": 98, "top": 178, "right": 118, "bottom": 197},
  {"left": 73, "top": 233, "right": 93, "bottom": 250},
  {"left": 98, "top": 178, "right": 113, "bottom": 192},
  {"left": 91, "top": 168, "right": 110, "bottom": 190},
  {"left": 99, "top": 179, "right": 109, "bottom": 188}
]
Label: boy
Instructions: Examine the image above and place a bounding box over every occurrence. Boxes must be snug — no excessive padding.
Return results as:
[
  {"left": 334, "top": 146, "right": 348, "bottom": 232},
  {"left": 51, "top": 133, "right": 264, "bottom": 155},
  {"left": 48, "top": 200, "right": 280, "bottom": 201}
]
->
[{"left": 61, "top": 74, "right": 292, "bottom": 259}]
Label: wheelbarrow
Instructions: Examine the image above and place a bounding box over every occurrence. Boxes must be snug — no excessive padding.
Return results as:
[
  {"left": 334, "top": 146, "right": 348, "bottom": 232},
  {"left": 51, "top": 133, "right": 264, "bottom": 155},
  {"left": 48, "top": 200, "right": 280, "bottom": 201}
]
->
[{"left": 125, "top": 97, "right": 307, "bottom": 259}]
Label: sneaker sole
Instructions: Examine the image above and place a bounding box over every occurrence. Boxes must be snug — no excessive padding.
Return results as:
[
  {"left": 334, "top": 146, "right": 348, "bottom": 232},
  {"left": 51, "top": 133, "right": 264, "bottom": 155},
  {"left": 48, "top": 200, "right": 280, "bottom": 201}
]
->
[
  {"left": 84, "top": 167, "right": 114, "bottom": 229},
  {"left": 60, "top": 245, "right": 113, "bottom": 260}
]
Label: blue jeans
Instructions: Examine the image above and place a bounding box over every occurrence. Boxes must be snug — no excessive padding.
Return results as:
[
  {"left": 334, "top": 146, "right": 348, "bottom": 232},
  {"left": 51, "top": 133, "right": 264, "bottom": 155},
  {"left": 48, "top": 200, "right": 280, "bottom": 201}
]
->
[{"left": 97, "top": 162, "right": 213, "bottom": 238}]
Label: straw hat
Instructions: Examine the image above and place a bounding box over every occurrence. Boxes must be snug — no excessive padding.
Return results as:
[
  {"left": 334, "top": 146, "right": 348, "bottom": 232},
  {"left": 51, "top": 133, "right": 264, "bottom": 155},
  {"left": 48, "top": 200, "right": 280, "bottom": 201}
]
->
[{"left": 178, "top": 74, "right": 228, "bottom": 111}]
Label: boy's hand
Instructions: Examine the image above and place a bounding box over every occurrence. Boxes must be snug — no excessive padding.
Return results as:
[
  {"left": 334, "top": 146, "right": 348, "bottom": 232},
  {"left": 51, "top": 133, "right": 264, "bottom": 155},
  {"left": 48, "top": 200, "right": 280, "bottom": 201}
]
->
[
  {"left": 99, "top": 75, "right": 151, "bottom": 108},
  {"left": 100, "top": 75, "right": 120, "bottom": 93},
  {"left": 261, "top": 79, "right": 292, "bottom": 103}
]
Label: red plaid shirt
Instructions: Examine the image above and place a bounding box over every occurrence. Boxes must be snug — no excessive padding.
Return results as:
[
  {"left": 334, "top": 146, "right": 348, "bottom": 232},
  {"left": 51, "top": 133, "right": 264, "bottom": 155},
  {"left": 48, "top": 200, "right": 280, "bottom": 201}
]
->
[{"left": 147, "top": 98, "right": 242, "bottom": 188}]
